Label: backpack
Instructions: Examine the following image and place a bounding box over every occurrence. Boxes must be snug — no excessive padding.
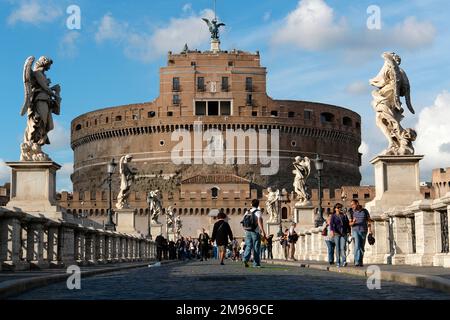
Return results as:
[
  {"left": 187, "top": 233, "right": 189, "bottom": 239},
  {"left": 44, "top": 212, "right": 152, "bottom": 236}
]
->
[{"left": 241, "top": 209, "right": 259, "bottom": 231}]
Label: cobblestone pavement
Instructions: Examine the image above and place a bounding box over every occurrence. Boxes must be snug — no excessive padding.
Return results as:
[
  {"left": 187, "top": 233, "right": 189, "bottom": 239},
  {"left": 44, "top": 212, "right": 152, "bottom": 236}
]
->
[{"left": 13, "top": 259, "right": 449, "bottom": 300}]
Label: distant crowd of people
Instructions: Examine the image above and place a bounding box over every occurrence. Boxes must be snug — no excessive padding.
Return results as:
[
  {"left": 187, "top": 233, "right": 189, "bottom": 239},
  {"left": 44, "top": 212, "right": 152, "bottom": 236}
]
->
[{"left": 154, "top": 198, "right": 373, "bottom": 268}]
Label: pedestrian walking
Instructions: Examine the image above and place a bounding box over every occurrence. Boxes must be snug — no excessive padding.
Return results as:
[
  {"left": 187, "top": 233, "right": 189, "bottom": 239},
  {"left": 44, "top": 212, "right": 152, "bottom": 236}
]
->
[
  {"left": 322, "top": 212, "right": 335, "bottom": 265},
  {"left": 260, "top": 236, "right": 268, "bottom": 260},
  {"left": 267, "top": 234, "right": 274, "bottom": 260},
  {"left": 198, "top": 228, "right": 210, "bottom": 261},
  {"left": 231, "top": 238, "right": 239, "bottom": 261},
  {"left": 348, "top": 200, "right": 373, "bottom": 267},
  {"left": 211, "top": 211, "right": 234, "bottom": 265},
  {"left": 330, "top": 203, "right": 351, "bottom": 267},
  {"left": 241, "top": 199, "right": 267, "bottom": 268},
  {"left": 280, "top": 229, "right": 289, "bottom": 260},
  {"left": 287, "top": 222, "right": 298, "bottom": 260},
  {"left": 155, "top": 233, "right": 165, "bottom": 261}
]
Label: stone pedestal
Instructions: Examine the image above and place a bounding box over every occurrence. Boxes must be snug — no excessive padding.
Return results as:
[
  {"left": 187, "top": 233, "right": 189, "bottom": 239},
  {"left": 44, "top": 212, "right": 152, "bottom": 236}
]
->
[
  {"left": 211, "top": 39, "right": 220, "bottom": 53},
  {"left": 294, "top": 203, "right": 315, "bottom": 233},
  {"left": 167, "top": 231, "right": 177, "bottom": 242},
  {"left": 365, "top": 155, "right": 424, "bottom": 215},
  {"left": 151, "top": 223, "right": 163, "bottom": 238},
  {"left": 6, "top": 162, "right": 64, "bottom": 219},
  {"left": 267, "top": 222, "right": 281, "bottom": 237},
  {"left": 116, "top": 208, "right": 137, "bottom": 235}
]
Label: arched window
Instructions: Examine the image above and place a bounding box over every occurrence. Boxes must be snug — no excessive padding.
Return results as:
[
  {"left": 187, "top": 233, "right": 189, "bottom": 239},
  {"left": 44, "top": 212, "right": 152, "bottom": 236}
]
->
[
  {"left": 75, "top": 124, "right": 82, "bottom": 131},
  {"left": 320, "top": 112, "right": 335, "bottom": 123},
  {"left": 282, "top": 207, "right": 288, "bottom": 220},
  {"left": 211, "top": 187, "right": 219, "bottom": 198},
  {"left": 342, "top": 117, "right": 352, "bottom": 126}
]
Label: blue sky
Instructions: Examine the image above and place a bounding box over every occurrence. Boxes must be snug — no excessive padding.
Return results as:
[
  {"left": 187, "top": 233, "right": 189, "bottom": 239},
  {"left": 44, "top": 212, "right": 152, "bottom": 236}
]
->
[{"left": 1, "top": 0, "right": 449, "bottom": 191}]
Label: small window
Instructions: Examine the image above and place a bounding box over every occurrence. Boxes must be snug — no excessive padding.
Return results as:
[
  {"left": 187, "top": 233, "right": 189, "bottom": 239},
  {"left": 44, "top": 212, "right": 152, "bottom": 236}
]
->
[
  {"left": 159, "top": 140, "right": 165, "bottom": 146},
  {"left": 132, "top": 114, "right": 139, "bottom": 120},
  {"left": 291, "top": 140, "right": 297, "bottom": 147},
  {"left": 271, "top": 111, "right": 278, "bottom": 117},
  {"left": 211, "top": 187, "right": 219, "bottom": 198},
  {"left": 167, "top": 111, "right": 173, "bottom": 117},
  {"left": 172, "top": 77, "right": 180, "bottom": 91},
  {"left": 424, "top": 192, "right": 431, "bottom": 199},
  {"left": 281, "top": 207, "right": 288, "bottom": 220},
  {"left": 197, "top": 77, "right": 205, "bottom": 91},
  {"left": 245, "top": 77, "right": 253, "bottom": 91},
  {"left": 173, "top": 94, "right": 180, "bottom": 105},
  {"left": 105, "top": 117, "right": 109, "bottom": 123},
  {"left": 228, "top": 61, "right": 233, "bottom": 67},
  {"left": 221, "top": 77, "right": 229, "bottom": 91},
  {"left": 195, "top": 101, "right": 206, "bottom": 116},
  {"left": 94, "top": 119, "right": 98, "bottom": 125},
  {"left": 191, "top": 61, "right": 196, "bottom": 66},
  {"left": 288, "top": 111, "right": 295, "bottom": 118},
  {"left": 246, "top": 94, "right": 252, "bottom": 106},
  {"left": 320, "top": 112, "right": 335, "bottom": 123},
  {"left": 304, "top": 110, "right": 312, "bottom": 120},
  {"left": 364, "top": 193, "right": 370, "bottom": 199},
  {"left": 252, "top": 111, "right": 258, "bottom": 117},
  {"left": 115, "top": 116, "right": 122, "bottom": 121},
  {"left": 75, "top": 124, "right": 82, "bottom": 131},
  {"left": 352, "top": 193, "right": 358, "bottom": 199},
  {"left": 208, "top": 101, "right": 219, "bottom": 116},
  {"left": 343, "top": 116, "right": 352, "bottom": 126},
  {"left": 86, "top": 121, "right": 89, "bottom": 127},
  {"left": 148, "top": 111, "right": 156, "bottom": 118},
  {"left": 356, "top": 122, "right": 361, "bottom": 129},
  {"left": 220, "top": 101, "right": 231, "bottom": 115}
]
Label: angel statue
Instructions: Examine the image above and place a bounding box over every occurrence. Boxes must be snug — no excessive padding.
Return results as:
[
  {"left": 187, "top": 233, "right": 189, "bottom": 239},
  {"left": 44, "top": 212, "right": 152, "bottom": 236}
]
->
[
  {"left": 370, "top": 52, "right": 417, "bottom": 155},
  {"left": 293, "top": 156, "right": 311, "bottom": 206},
  {"left": 175, "top": 215, "right": 182, "bottom": 237},
  {"left": 202, "top": 18, "right": 225, "bottom": 40},
  {"left": 265, "top": 187, "right": 280, "bottom": 223},
  {"left": 20, "top": 56, "right": 62, "bottom": 161},
  {"left": 115, "top": 155, "right": 136, "bottom": 210},
  {"left": 166, "top": 206, "right": 175, "bottom": 232},
  {"left": 147, "top": 190, "right": 163, "bottom": 224}
]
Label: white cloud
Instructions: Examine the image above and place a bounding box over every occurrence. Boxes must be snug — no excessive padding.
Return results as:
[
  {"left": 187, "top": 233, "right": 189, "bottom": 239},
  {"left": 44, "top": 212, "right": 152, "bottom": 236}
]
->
[
  {"left": 272, "top": 0, "right": 348, "bottom": 50},
  {"left": 415, "top": 90, "right": 450, "bottom": 174},
  {"left": 346, "top": 81, "right": 371, "bottom": 96},
  {"left": 263, "top": 11, "right": 271, "bottom": 22},
  {"left": 392, "top": 16, "right": 436, "bottom": 50},
  {"left": 57, "top": 162, "right": 73, "bottom": 192},
  {"left": 0, "top": 159, "right": 10, "bottom": 184},
  {"left": 47, "top": 121, "right": 70, "bottom": 151},
  {"left": 182, "top": 3, "right": 192, "bottom": 13},
  {"left": 95, "top": 8, "right": 215, "bottom": 62},
  {"left": 7, "top": 0, "right": 62, "bottom": 25},
  {"left": 59, "top": 31, "right": 80, "bottom": 58}
]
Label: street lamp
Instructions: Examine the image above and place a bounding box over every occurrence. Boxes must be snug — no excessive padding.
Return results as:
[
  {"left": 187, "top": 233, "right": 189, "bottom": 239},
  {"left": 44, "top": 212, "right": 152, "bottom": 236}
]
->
[
  {"left": 146, "top": 192, "right": 152, "bottom": 240},
  {"left": 105, "top": 158, "right": 117, "bottom": 231},
  {"left": 314, "top": 154, "right": 325, "bottom": 228}
]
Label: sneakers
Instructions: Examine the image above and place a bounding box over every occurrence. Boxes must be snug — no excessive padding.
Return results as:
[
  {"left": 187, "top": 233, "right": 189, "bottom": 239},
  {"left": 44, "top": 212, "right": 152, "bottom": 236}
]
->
[
  {"left": 220, "top": 262, "right": 224, "bottom": 265},
  {"left": 244, "top": 261, "right": 249, "bottom": 268},
  {"left": 253, "top": 265, "right": 262, "bottom": 268},
  {"left": 343, "top": 262, "right": 348, "bottom": 267}
]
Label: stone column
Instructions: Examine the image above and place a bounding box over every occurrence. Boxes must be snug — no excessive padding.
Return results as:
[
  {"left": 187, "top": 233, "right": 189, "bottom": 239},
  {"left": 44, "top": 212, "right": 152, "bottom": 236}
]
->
[
  {"left": 85, "top": 231, "right": 97, "bottom": 265},
  {"left": 74, "top": 229, "right": 86, "bottom": 265},
  {"left": 407, "top": 209, "right": 437, "bottom": 265},
  {"left": 104, "top": 232, "right": 112, "bottom": 263},
  {"left": 113, "top": 235, "right": 120, "bottom": 263},
  {"left": 305, "top": 231, "right": 312, "bottom": 261},
  {"left": 122, "top": 237, "right": 128, "bottom": 262},
  {"left": 391, "top": 213, "right": 413, "bottom": 265},
  {"left": 364, "top": 217, "right": 392, "bottom": 264},
  {"left": 96, "top": 232, "right": 106, "bottom": 264},
  {"left": 298, "top": 233, "right": 305, "bottom": 261},
  {"left": 0, "top": 214, "right": 29, "bottom": 271},
  {"left": 58, "top": 225, "right": 76, "bottom": 266},
  {"left": 27, "top": 219, "right": 49, "bottom": 269},
  {"left": 47, "top": 225, "right": 61, "bottom": 267},
  {"left": 128, "top": 238, "right": 134, "bottom": 261}
]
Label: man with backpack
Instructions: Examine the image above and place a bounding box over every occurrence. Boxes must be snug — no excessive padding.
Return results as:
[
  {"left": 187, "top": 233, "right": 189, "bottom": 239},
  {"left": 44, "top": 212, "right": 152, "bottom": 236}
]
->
[{"left": 241, "top": 199, "right": 267, "bottom": 268}]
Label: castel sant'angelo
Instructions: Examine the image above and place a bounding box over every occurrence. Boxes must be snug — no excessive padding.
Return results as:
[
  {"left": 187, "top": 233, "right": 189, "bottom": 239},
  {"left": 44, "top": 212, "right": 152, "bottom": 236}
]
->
[{"left": 59, "top": 15, "right": 363, "bottom": 237}]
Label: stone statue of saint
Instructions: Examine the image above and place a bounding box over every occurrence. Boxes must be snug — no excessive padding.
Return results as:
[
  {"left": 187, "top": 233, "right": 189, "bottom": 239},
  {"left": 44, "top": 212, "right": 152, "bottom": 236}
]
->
[
  {"left": 20, "top": 56, "right": 62, "bottom": 161},
  {"left": 202, "top": 18, "right": 225, "bottom": 40},
  {"left": 293, "top": 156, "right": 311, "bottom": 205},
  {"left": 370, "top": 52, "right": 417, "bottom": 155},
  {"left": 175, "top": 215, "right": 182, "bottom": 236},
  {"left": 265, "top": 187, "right": 280, "bottom": 223},
  {"left": 115, "top": 155, "right": 136, "bottom": 209},
  {"left": 166, "top": 206, "right": 175, "bottom": 231},
  {"left": 147, "top": 190, "right": 162, "bottom": 224}
]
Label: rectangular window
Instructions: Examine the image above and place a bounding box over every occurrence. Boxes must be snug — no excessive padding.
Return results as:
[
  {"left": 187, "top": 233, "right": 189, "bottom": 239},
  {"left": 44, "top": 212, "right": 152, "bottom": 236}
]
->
[
  {"left": 364, "top": 193, "right": 370, "bottom": 199},
  {"left": 245, "top": 77, "right": 253, "bottom": 91},
  {"left": 195, "top": 101, "right": 206, "bottom": 115},
  {"left": 173, "top": 94, "right": 180, "bottom": 105},
  {"left": 304, "top": 110, "right": 312, "bottom": 120},
  {"left": 246, "top": 94, "right": 252, "bottom": 106},
  {"left": 167, "top": 111, "right": 173, "bottom": 117},
  {"left": 221, "top": 77, "right": 229, "bottom": 91},
  {"left": 197, "top": 77, "right": 205, "bottom": 91},
  {"left": 208, "top": 101, "right": 219, "bottom": 116},
  {"left": 220, "top": 101, "right": 231, "bottom": 115},
  {"left": 271, "top": 111, "right": 278, "bottom": 117},
  {"left": 288, "top": 111, "right": 295, "bottom": 118},
  {"left": 252, "top": 111, "right": 258, "bottom": 117},
  {"left": 172, "top": 77, "right": 180, "bottom": 91}
]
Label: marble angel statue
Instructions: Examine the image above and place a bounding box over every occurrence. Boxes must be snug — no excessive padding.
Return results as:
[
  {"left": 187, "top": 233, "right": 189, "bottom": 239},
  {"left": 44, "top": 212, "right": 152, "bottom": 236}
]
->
[
  {"left": 265, "top": 187, "right": 280, "bottom": 223},
  {"left": 293, "top": 156, "right": 311, "bottom": 205},
  {"left": 147, "top": 189, "right": 163, "bottom": 224},
  {"left": 166, "top": 206, "right": 175, "bottom": 232},
  {"left": 115, "top": 155, "right": 136, "bottom": 209}
]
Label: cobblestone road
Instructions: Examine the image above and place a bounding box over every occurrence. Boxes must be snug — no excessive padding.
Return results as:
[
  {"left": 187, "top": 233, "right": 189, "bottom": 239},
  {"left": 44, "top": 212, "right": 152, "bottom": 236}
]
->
[{"left": 14, "top": 260, "right": 449, "bottom": 300}]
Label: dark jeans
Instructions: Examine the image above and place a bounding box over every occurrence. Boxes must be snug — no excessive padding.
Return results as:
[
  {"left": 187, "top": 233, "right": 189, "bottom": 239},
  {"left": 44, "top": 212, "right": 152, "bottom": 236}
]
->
[
  {"left": 156, "top": 247, "right": 163, "bottom": 261},
  {"left": 200, "top": 245, "right": 209, "bottom": 260},
  {"left": 267, "top": 247, "right": 273, "bottom": 260}
]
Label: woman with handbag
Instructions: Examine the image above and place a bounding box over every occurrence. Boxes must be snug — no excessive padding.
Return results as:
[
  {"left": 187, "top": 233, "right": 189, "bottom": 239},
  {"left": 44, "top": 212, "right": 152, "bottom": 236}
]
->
[
  {"left": 329, "top": 203, "right": 350, "bottom": 267},
  {"left": 322, "top": 212, "right": 335, "bottom": 265}
]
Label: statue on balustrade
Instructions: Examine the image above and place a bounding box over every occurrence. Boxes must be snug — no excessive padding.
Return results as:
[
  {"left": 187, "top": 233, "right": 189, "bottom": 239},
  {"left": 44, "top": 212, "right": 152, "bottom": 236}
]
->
[
  {"left": 370, "top": 52, "right": 417, "bottom": 156},
  {"left": 266, "top": 187, "right": 280, "bottom": 223},
  {"left": 166, "top": 206, "right": 175, "bottom": 232},
  {"left": 147, "top": 189, "right": 162, "bottom": 224},
  {"left": 292, "top": 156, "right": 311, "bottom": 206},
  {"left": 116, "top": 155, "right": 136, "bottom": 209},
  {"left": 20, "top": 56, "right": 62, "bottom": 161}
]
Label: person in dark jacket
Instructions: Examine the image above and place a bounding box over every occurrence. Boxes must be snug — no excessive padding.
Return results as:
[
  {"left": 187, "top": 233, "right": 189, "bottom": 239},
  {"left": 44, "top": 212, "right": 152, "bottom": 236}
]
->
[
  {"left": 198, "top": 228, "right": 210, "bottom": 261},
  {"left": 329, "top": 203, "right": 351, "bottom": 267},
  {"left": 266, "top": 234, "right": 274, "bottom": 260},
  {"left": 155, "top": 234, "right": 165, "bottom": 261},
  {"left": 211, "top": 211, "right": 233, "bottom": 265}
]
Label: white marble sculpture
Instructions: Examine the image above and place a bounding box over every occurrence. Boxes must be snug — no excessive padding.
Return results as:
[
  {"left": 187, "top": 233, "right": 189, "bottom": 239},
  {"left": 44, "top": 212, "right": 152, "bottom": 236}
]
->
[
  {"left": 370, "top": 52, "right": 417, "bottom": 155},
  {"left": 20, "top": 56, "right": 62, "bottom": 161},
  {"left": 175, "top": 215, "right": 182, "bottom": 236},
  {"left": 115, "top": 155, "right": 136, "bottom": 209},
  {"left": 147, "top": 190, "right": 162, "bottom": 224},
  {"left": 293, "top": 156, "right": 311, "bottom": 206},
  {"left": 166, "top": 206, "right": 175, "bottom": 231},
  {"left": 266, "top": 187, "right": 280, "bottom": 223}
]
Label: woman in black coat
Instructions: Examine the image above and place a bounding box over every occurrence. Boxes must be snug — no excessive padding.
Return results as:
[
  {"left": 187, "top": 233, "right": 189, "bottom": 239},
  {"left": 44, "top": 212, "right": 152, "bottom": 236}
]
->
[{"left": 211, "top": 211, "right": 234, "bottom": 265}]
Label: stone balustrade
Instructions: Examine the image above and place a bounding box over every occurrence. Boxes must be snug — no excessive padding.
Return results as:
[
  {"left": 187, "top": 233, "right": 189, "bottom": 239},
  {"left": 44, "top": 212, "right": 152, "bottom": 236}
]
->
[
  {"left": 0, "top": 208, "right": 156, "bottom": 271},
  {"left": 271, "top": 192, "right": 450, "bottom": 268}
]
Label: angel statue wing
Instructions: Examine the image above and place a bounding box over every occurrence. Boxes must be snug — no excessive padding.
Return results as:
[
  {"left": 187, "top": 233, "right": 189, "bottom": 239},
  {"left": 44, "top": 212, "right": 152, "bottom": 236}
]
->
[
  {"left": 399, "top": 69, "right": 415, "bottom": 114},
  {"left": 217, "top": 22, "right": 225, "bottom": 28},
  {"left": 202, "top": 18, "right": 212, "bottom": 30},
  {"left": 20, "top": 56, "right": 35, "bottom": 116}
]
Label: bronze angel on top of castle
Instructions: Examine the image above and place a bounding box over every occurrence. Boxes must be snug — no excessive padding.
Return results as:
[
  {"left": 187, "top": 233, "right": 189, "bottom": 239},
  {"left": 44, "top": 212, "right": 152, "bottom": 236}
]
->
[
  {"left": 202, "top": 18, "right": 225, "bottom": 40},
  {"left": 20, "top": 56, "right": 61, "bottom": 162}
]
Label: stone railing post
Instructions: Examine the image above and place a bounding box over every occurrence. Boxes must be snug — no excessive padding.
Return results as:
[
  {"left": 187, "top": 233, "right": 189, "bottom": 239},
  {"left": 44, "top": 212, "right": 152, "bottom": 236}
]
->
[
  {"left": 96, "top": 231, "right": 106, "bottom": 264},
  {"left": 58, "top": 224, "right": 77, "bottom": 267},
  {"left": 305, "top": 230, "right": 312, "bottom": 261},
  {"left": 104, "top": 231, "right": 113, "bottom": 263},
  {"left": 85, "top": 230, "right": 97, "bottom": 265},
  {"left": 391, "top": 211, "right": 413, "bottom": 265},
  {"left": 0, "top": 212, "right": 29, "bottom": 271},
  {"left": 114, "top": 234, "right": 121, "bottom": 263},
  {"left": 298, "top": 233, "right": 305, "bottom": 261},
  {"left": 74, "top": 228, "right": 86, "bottom": 266},
  {"left": 122, "top": 237, "right": 128, "bottom": 262},
  {"left": 27, "top": 218, "right": 49, "bottom": 269},
  {"left": 364, "top": 215, "right": 391, "bottom": 264},
  {"left": 47, "top": 224, "right": 61, "bottom": 267}
]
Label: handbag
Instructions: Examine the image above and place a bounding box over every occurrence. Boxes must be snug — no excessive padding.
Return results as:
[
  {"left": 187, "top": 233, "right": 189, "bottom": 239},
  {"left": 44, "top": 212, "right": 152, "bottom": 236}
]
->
[
  {"left": 368, "top": 233, "right": 375, "bottom": 245},
  {"left": 321, "top": 226, "right": 328, "bottom": 236}
]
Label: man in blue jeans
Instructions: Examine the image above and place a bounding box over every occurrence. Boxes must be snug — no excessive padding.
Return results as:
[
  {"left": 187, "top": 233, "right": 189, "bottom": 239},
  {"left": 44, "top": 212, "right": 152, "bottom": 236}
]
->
[
  {"left": 349, "top": 200, "right": 373, "bottom": 267},
  {"left": 241, "top": 199, "right": 267, "bottom": 268}
]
